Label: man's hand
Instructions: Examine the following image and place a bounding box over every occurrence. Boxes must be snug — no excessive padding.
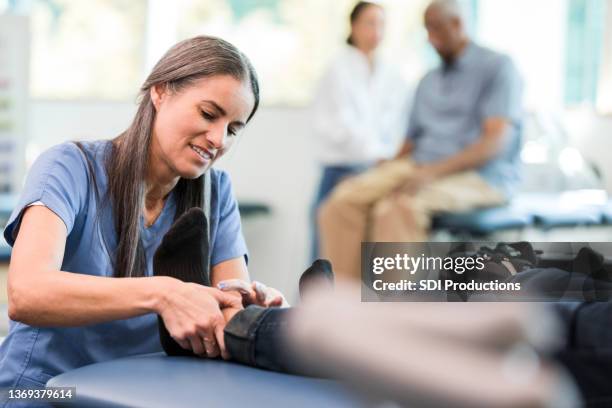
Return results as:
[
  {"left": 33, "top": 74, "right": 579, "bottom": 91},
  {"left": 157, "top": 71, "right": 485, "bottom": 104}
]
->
[{"left": 395, "top": 164, "right": 440, "bottom": 195}]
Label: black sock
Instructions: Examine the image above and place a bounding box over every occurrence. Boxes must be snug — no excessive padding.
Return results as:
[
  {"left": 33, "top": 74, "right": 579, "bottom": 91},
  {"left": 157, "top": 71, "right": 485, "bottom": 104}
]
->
[
  {"left": 299, "top": 259, "right": 335, "bottom": 299},
  {"left": 573, "top": 247, "right": 605, "bottom": 280},
  {"left": 153, "top": 207, "right": 210, "bottom": 356}
]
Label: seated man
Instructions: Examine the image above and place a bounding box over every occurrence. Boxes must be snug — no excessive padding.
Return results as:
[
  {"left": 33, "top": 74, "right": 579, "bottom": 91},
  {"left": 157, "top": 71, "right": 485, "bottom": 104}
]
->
[{"left": 318, "top": 0, "right": 523, "bottom": 280}]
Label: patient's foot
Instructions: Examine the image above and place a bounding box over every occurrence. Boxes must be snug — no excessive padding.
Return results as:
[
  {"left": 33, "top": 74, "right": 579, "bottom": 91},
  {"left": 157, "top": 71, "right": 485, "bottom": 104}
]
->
[
  {"left": 154, "top": 207, "right": 210, "bottom": 356},
  {"left": 299, "top": 259, "right": 335, "bottom": 300},
  {"left": 574, "top": 247, "right": 607, "bottom": 280},
  {"left": 153, "top": 207, "right": 210, "bottom": 285}
]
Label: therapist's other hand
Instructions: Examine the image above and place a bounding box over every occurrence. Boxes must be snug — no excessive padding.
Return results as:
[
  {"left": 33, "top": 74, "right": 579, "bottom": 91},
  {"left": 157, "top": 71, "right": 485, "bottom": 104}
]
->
[
  {"left": 217, "top": 279, "right": 290, "bottom": 308},
  {"left": 157, "top": 280, "right": 242, "bottom": 360}
]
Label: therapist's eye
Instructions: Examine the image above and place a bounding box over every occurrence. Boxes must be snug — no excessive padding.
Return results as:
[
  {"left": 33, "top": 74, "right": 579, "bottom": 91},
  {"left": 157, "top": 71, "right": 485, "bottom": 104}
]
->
[
  {"left": 200, "top": 110, "right": 216, "bottom": 121},
  {"left": 201, "top": 109, "right": 239, "bottom": 136}
]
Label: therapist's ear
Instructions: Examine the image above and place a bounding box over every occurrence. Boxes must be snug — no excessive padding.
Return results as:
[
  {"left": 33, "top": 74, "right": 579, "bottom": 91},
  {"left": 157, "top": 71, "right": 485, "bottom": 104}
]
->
[{"left": 150, "top": 84, "right": 168, "bottom": 111}]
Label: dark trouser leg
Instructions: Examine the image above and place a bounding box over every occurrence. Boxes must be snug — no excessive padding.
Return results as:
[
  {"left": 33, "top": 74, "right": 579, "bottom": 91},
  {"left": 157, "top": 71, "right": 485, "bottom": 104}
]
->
[
  {"left": 221, "top": 258, "right": 334, "bottom": 373},
  {"left": 224, "top": 306, "right": 317, "bottom": 376},
  {"left": 310, "top": 166, "right": 366, "bottom": 262},
  {"left": 554, "top": 302, "right": 612, "bottom": 405}
]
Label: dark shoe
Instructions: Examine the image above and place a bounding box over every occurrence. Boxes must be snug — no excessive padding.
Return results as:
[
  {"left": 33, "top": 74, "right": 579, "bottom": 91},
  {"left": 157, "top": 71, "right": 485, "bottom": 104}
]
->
[{"left": 299, "top": 259, "right": 335, "bottom": 300}]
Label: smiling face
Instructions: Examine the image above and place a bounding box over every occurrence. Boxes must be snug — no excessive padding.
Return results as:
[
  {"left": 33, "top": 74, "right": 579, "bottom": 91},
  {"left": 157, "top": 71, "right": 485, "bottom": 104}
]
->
[{"left": 149, "top": 75, "right": 255, "bottom": 180}]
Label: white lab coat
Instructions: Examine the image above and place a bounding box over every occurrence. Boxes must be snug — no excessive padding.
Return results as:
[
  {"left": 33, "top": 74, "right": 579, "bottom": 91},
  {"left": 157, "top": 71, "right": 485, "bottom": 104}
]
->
[{"left": 311, "top": 45, "right": 411, "bottom": 166}]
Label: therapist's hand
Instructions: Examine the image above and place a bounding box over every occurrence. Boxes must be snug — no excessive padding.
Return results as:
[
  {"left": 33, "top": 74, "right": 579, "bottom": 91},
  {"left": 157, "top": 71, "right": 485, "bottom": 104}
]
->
[
  {"left": 217, "top": 279, "right": 290, "bottom": 308},
  {"left": 157, "top": 280, "right": 243, "bottom": 360}
]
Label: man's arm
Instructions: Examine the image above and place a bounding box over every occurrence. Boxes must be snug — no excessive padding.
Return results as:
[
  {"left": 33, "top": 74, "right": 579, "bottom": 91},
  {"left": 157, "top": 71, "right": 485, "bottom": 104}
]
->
[
  {"left": 423, "top": 56, "right": 521, "bottom": 179},
  {"left": 394, "top": 140, "right": 414, "bottom": 160},
  {"left": 394, "top": 79, "right": 423, "bottom": 161},
  {"left": 424, "top": 117, "right": 509, "bottom": 178}
]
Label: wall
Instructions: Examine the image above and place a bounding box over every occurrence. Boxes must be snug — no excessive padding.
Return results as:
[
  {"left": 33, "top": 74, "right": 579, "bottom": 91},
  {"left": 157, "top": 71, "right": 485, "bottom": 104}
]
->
[
  {"left": 477, "top": 0, "right": 568, "bottom": 111},
  {"left": 564, "top": 109, "right": 612, "bottom": 193}
]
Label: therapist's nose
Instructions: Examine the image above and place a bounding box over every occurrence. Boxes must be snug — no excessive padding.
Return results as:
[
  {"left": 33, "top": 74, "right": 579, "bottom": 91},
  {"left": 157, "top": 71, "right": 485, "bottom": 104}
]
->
[{"left": 206, "top": 123, "right": 227, "bottom": 151}]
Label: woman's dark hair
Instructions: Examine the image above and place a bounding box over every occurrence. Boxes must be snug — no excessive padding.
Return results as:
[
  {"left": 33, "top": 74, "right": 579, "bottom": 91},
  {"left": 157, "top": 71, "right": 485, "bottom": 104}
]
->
[
  {"left": 346, "top": 1, "right": 383, "bottom": 45},
  {"left": 78, "top": 35, "right": 259, "bottom": 278}
]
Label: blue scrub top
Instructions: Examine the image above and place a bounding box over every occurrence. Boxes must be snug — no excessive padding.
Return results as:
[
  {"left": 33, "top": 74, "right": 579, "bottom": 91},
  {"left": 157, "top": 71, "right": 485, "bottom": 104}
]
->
[{"left": 0, "top": 140, "right": 248, "bottom": 396}]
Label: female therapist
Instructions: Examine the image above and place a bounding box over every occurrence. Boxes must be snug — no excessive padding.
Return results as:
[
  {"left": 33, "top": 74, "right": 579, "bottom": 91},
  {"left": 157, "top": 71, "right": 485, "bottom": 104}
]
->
[
  {"left": 310, "top": 1, "right": 409, "bottom": 259},
  {"left": 0, "top": 36, "right": 275, "bottom": 397}
]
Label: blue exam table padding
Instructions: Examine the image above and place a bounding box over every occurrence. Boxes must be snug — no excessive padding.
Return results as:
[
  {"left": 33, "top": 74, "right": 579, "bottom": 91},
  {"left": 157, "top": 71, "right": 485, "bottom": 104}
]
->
[
  {"left": 433, "top": 192, "right": 611, "bottom": 235},
  {"left": 513, "top": 193, "right": 603, "bottom": 228},
  {"left": 601, "top": 202, "right": 612, "bottom": 224},
  {"left": 433, "top": 206, "right": 531, "bottom": 235},
  {"left": 47, "top": 353, "right": 364, "bottom": 408}
]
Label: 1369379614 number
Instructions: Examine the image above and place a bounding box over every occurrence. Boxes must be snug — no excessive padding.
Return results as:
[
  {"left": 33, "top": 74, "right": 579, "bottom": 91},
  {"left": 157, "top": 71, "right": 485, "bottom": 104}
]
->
[{"left": 5, "top": 387, "right": 75, "bottom": 402}]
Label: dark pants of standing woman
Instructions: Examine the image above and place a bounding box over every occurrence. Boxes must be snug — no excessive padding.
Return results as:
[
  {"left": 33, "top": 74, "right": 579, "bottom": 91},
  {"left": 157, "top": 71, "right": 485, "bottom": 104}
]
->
[{"left": 310, "top": 165, "right": 367, "bottom": 261}]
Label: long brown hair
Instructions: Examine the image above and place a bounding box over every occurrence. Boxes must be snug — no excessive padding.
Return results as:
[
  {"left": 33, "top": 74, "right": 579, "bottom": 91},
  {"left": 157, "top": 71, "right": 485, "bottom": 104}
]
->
[{"left": 81, "top": 36, "right": 259, "bottom": 278}]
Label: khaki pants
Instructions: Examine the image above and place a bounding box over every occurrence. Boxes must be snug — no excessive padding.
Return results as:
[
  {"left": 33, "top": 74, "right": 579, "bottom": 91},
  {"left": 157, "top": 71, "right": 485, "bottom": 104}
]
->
[{"left": 317, "top": 159, "right": 506, "bottom": 281}]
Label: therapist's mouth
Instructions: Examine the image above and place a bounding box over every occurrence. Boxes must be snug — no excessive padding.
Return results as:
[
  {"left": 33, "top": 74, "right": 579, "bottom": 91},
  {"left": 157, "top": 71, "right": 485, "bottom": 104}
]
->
[{"left": 189, "top": 143, "right": 215, "bottom": 162}]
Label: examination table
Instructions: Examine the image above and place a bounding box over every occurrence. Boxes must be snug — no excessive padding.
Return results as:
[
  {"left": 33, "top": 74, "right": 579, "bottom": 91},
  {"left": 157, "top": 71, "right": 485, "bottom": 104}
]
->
[{"left": 47, "top": 353, "right": 364, "bottom": 407}]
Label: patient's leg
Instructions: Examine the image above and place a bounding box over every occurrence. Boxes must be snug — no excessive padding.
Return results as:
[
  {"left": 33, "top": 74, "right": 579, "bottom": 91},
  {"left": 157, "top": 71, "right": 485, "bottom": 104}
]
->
[
  {"left": 287, "top": 285, "right": 580, "bottom": 408},
  {"left": 223, "top": 259, "right": 335, "bottom": 374},
  {"left": 554, "top": 301, "right": 612, "bottom": 404},
  {"left": 153, "top": 208, "right": 335, "bottom": 371},
  {"left": 223, "top": 306, "right": 311, "bottom": 374},
  {"left": 225, "top": 284, "right": 579, "bottom": 407}
]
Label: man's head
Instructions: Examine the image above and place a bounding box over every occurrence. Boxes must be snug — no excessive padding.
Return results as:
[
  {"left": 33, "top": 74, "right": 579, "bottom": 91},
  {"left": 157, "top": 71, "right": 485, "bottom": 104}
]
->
[{"left": 424, "top": 0, "right": 468, "bottom": 64}]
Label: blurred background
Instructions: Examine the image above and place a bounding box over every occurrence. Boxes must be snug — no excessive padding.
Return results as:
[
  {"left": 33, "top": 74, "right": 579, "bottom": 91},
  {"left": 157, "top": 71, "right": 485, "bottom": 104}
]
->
[{"left": 0, "top": 0, "right": 611, "bottom": 319}]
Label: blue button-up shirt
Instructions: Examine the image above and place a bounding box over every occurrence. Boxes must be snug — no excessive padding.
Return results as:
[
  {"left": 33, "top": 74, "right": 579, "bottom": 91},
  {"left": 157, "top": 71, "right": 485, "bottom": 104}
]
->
[{"left": 407, "top": 42, "right": 523, "bottom": 198}]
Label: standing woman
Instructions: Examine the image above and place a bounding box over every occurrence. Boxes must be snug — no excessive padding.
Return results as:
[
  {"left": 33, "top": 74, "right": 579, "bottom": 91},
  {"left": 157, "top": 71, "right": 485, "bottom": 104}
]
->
[
  {"left": 310, "top": 1, "right": 409, "bottom": 259},
  {"left": 0, "top": 36, "right": 278, "bottom": 400}
]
